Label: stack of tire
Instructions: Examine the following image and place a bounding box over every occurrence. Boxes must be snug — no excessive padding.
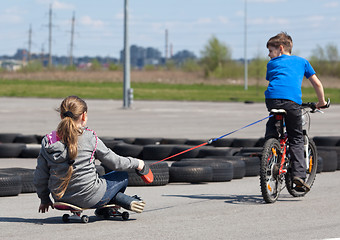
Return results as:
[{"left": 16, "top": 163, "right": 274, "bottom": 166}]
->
[
  {"left": 0, "top": 133, "right": 42, "bottom": 197},
  {"left": 1, "top": 134, "right": 340, "bottom": 198},
  {"left": 313, "top": 136, "right": 340, "bottom": 173}
]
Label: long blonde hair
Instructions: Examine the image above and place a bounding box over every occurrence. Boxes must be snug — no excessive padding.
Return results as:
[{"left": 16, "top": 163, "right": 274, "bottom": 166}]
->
[{"left": 55, "top": 96, "right": 87, "bottom": 199}]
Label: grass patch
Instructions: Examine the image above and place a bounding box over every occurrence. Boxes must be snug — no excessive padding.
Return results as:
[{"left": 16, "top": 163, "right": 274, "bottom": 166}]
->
[{"left": 0, "top": 79, "right": 339, "bottom": 103}]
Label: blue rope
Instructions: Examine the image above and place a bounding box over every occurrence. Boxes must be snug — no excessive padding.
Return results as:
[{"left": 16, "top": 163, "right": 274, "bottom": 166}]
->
[{"left": 208, "top": 115, "right": 273, "bottom": 144}]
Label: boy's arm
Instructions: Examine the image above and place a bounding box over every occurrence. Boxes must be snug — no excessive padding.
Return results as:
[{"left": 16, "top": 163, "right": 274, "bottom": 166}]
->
[{"left": 308, "top": 74, "right": 327, "bottom": 108}]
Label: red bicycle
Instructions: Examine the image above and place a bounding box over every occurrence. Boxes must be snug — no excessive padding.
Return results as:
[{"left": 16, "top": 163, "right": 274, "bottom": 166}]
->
[{"left": 260, "top": 99, "right": 330, "bottom": 203}]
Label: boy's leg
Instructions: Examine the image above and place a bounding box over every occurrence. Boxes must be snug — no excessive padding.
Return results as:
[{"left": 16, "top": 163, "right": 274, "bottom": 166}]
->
[
  {"left": 284, "top": 102, "right": 306, "bottom": 180},
  {"left": 264, "top": 99, "right": 280, "bottom": 140}
]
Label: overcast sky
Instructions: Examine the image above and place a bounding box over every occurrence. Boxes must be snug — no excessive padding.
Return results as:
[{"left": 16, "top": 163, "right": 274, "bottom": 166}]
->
[{"left": 1, "top": 0, "right": 339, "bottom": 60}]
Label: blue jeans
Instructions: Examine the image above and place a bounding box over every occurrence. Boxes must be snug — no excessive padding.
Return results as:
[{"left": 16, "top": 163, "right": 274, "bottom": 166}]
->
[{"left": 91, "top": 171, "right": 128, "bottom": 208}]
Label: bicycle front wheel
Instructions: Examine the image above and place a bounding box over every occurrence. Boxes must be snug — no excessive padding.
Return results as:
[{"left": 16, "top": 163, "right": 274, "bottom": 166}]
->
[
  {"left": 286, "top": 138, "right": 318, "bottom": 197},
  {"left": 260, "top": 138, "right": 282, "bottom": 203}
]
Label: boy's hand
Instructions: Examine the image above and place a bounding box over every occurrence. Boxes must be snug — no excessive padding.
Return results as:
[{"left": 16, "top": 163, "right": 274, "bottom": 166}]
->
[
  {"left": 316, "top": 98, "right": 330, "bottom": 109},
  {"left": 38, "top": 202, "right": 54, "bottom": 213}
]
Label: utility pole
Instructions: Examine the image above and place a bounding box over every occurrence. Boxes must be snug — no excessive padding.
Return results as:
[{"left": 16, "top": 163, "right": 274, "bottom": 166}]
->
[
  {"left": 28, "top": 24, "right": 32, "bottom": 62},
  {"left": 69, "top": 12, "right": 75, "bottom": 66},
  {"left": 48, "top": 4, "right": 53, "bottom": 68},
  {"left": 165, "top": 29, "right": 168, "bottom": 63},
  {"left": 244, "top": 0, "right": 248, "bottom": 90},
  {"left": 123, "top": 0, "right": 132, "bottom": 108}
]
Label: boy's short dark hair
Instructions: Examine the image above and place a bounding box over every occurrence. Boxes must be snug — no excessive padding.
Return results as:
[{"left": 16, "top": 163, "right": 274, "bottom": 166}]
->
[{"left": 267, "top": 32, "right": 293, "bottom": 54}]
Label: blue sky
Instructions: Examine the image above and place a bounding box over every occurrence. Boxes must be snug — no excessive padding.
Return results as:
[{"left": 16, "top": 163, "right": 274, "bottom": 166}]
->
[{"left": 1, "top": 0, "right": 339, "bottom": 60}]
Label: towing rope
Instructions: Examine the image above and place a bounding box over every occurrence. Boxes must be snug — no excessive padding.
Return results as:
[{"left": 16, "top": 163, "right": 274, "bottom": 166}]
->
[{"left": 151, "top": 115, "right": 272, "bottom": 165}]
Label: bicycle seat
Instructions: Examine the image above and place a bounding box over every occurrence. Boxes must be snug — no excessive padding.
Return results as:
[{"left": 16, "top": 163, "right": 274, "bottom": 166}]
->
[{"left": 270, "top": 109, "right": 286, "bottom": 115}]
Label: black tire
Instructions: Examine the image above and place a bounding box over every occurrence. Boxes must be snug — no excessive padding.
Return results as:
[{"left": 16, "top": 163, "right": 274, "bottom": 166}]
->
[
  {"left": 19, "top": 144, "right": 41, "bottom": 158},
  {"left": 185, "top": 139, "right": 207, "bottom": 145},
  {"left": 133, "top": 138, "right": 162, "bottom": 146},
  {"left": 317, "top": 149, "right": 338, "bottom": 172},
  {"left": 0, "top": 173, "right": 22, "bottom": 197},
  {"left": 13, "top": 135, "right": 39, "bottom": 144},
  {"left": 197, "top": 147, "right": 237, "bottom": 158},
  {"left": 170, "top": 145, "right": 200, "bottom": 161},
  {"left": 0, "top": 143, "right": 26, "bottom": 158},
  {"left": 313, "top": 136, "right": 340, "bottom": 147},
  {"left": 62, "top": 214, "right": 70, "bottom": 223},
  {"left": 241, "top": 156, "right": 260, "bottom": 177},
  {"left": 0, "top": 133, "right": 19, "bottom": 143},
  {"left": 317, "top": 156, "right": 323, "bottom": 173},
  {"left": 211, "top": 138, "right": 234, "bottom": 147},
  {"left": 126, "top": 161, "right": 169, "bottom": 186},
  {"left": 231, "top": 138, "right": 259, "bottom": 147},
  {"left": 160, "top": 138, "right": 188, "bottom": 145},
  {"left": 122, "top": 211, "right": 129, "bottom": 220},
  {"left": 172, "top": 159, "right": 233, "bottom": 182},
  {"left": 0, "top": 168, "right": 36, "bottom": 193},
  {"left": 112, "top": 143, "right": 143, "bottom": 158},
  {"left": 317, "top": 146, "right": 340, "bottom": 170},
  {"left": 100, "top": 137, "right": 123, "bottom": 150},
  {"left": 198, "top": 156, "right": 246, "bottom": 179},
  {"left": 169, "top": 166, "right": 213, "bottom": 183},
  {"left": 234, "top": 147, "right": 263, "bottom": 158},
  {"left": 286, "top": 139, "right": 318, "bottom": 197},
  {"left": 114, "top": 137, "right": 135, "bottom": 144},
  {"left": 142, "top": 144, "right": 175, "bottom": 160},
  {"left": 260, "top": 138, "right": 282, "bottom": 203}
]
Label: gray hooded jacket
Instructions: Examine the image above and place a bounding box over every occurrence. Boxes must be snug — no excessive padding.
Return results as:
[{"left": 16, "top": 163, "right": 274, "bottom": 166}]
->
[{"left": 33, "top": 128, "right": 139, "bottom": 208}]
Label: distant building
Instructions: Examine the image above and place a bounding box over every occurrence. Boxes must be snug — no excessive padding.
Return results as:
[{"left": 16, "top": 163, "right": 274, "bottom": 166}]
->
[
  {"left": 171, "top": 50, "right": 197, "bottom": 65},
  {"left": 120, "top": 45, "right": 162, "bottom": 69}
]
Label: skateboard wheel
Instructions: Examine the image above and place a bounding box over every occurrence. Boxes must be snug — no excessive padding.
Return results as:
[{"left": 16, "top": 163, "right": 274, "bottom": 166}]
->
[
  {"left": 81, "top": 215, "right": 89, "bottom": 223},
  {"left": 62, "top": 214, "right": 70, "bottom": 223},
  {"left": 122, "top": 211, "right": 129, "bottom": 221}
]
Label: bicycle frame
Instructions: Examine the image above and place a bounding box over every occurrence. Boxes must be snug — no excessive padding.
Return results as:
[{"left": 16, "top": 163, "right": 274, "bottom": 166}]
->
[{"left": 273, "top": 113, "right": 289, "bottom": 176}]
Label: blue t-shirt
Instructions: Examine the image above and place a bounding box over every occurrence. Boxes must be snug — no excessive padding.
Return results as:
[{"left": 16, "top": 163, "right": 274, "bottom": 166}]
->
[{"left": 265, "top": 54, "right": 315, "bottom": 105}]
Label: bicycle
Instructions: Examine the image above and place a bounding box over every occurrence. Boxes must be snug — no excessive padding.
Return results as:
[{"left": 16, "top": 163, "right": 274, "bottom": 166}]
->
[{"left": 260, "top": 99, "right": 330, "bottom": 203}]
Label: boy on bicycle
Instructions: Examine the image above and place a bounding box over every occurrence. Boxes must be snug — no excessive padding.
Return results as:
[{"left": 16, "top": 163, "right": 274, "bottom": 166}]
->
[{"left": 264, "top": 32, "right": 327, "bottom": 192}]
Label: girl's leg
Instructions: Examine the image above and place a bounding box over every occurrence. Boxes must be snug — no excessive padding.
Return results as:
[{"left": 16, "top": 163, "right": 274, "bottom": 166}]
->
[{"left": 91, "top": 171, "right": 128, "bottom": 208}]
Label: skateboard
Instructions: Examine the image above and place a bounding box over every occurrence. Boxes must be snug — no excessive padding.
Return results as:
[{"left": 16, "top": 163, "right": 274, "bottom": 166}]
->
[{"left": 53, "top": 202, "right": 129, "bottom": 223}]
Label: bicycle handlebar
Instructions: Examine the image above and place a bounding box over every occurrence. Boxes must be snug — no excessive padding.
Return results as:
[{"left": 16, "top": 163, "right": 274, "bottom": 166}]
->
[{"left": 301, "top": 98, "right": 330, "bottom": 113}]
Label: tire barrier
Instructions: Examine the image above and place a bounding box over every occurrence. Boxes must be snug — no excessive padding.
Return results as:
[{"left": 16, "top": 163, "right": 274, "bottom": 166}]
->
[
  {"left": 317, "top": 149, "right": 338, "bottom": 172},
  {"left": 0, "top": 173, "right": 22, "bottom": 197},
  {"left": 0, "top": 143, "right": 26, "bottom": 158},
  {"left": 126, "top": 161, "right": 169, "bottom": 186},
  {"left": 172, "top": 159, "right": 233, "bottom": 182},
  {"left": 112, "top": 143, "right": 144, "bottom": 158},
  {"left": 133, "top": 138, "right": 162, "bottom": 146},
  {"left": 316, "top": 146, "right": 340, "bottom": 170},
  {"left": 169, "top": 166, "right": 213, "bottom": 183},
  {"left": 313, "top": 136, "right": 340, "bottom": 147},
  {"left": 0, "top": 168, "right": 36, "bottom": 193},
  {"left": 1, "top": 134, "right": 340, "bottom": 198}
]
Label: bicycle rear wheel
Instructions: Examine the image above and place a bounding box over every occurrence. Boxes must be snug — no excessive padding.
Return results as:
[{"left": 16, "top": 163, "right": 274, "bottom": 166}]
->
[
  {"left": 260, "top": 138, "right": 282, "bottom": 203},
  {"left": 286, "top": 138, "right": 317, "bottom": 197}
]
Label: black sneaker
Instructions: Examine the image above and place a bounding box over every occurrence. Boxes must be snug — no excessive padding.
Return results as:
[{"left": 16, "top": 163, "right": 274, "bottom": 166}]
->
[{"left": 293, "top": 176, "right": 310, "bottom": 193}]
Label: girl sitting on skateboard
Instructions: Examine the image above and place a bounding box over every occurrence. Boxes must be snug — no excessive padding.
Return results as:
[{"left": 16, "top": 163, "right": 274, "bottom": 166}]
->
[{"left": 34, "top": 96, "right": 151, "bottom": 215}]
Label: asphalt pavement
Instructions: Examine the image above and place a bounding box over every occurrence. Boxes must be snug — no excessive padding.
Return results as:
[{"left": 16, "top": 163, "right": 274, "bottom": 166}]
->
[{"left": 1, "top": 97, "right": 340, "bottom": 240}]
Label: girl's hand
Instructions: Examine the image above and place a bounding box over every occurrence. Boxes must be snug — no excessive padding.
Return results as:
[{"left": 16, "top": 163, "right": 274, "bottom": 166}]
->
[
  {"left": 137, "top": 160, "right": 145, "bottom": 171},
  {"left": 38, "top": 202, "right": 54, "bottom": 213}
]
